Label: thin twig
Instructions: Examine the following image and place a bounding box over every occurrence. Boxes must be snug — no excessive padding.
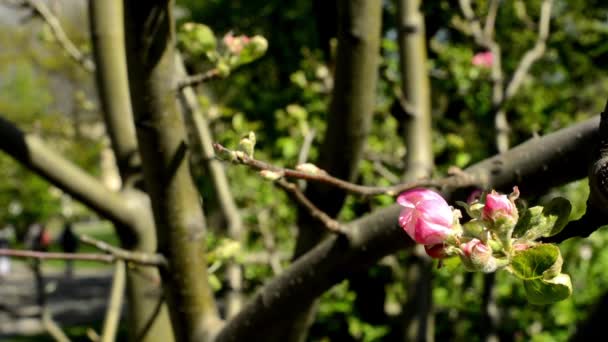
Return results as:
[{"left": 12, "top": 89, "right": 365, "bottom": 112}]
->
[
  {"left": 213, "top": 143, "right": 480, "bottom": 196},
  {"left": 100, "top": 260, "right": 126, "bottom": 342},
  {"left": 0, "top": 248, "right": 115, "bottom": 263},
  {"left": 277, "top": 179, "right": 344, "bottom": 233},
  {"left": 80, "top": 234, "right": 168, "bottom": 268},
  {"left": 42, "top": 306, "right": 71, "bottom": 342},
  {"left": 504, "top": 0, "right": 553, "bottom": 100},
  {"left": 256, "top": 210, "right": 283, "bottom": 275},
  {"left": 177, "top": 68, "right": 222, "bottom": 89},
  {"left": 21, "top": 0, "right": 95, "bottom": 72},
  {"left": 483, "top": 0, "right": 500, "bottom": 40},
  {"left": 296, "top": 129, "right": 317, "bottom": 190}
]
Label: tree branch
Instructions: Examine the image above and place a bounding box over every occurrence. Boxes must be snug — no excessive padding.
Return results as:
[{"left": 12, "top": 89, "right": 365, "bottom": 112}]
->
[
  {"left": 177, "top": 68, "right": 223, "bottom": 89},
  {"left": 504, "top": 0, "right": 553, "bottom": 101},
  {"left": 177, "top": 54, "right": 245, "bottom": 319},
  {"left": 0, "top": 116, "right": 135, "bottom": 230},
  {"left": 215, "top": 115, "right": 600, "bottom": 340},
  {"left": 0, "top": 248, "right": 114, "bottom": 263},
  {"left": 124, "top": 1, "right": 220, "bottom": 339},
  {"left": 100, "top": 260, "right": 126, "bottom": 342},
  {"left": 276, "top": 179, "right": 344, "bottom": 233},
  {"left": 21, "top": 0, "right": 95, "bottom": 72},
  {"left": 80, "top": 234, "right": 168, "bottom": 268},
  {"left": 213, "top": 143, "right": 480, "bottom": 196},
  {"left": 88, "top": 1, "right": 173, "bottom": 339}
]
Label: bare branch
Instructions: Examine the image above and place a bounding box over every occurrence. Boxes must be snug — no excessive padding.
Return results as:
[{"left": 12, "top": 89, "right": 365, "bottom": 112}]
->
[
  {"left": 0, "top": 116, "right": 137, "bottom": 232},
  {"left": 504, "top": 0, "right": 553, "bottom": 100},
  {"left": 213, "top": 143, "right": 481, "bottom": 196},
  {"left": 177, "top": 68, "right": 222, "bottom": 89},
  {"left": 42, "top": 307, "right": 71, "bottom": 342},
  {"left": 21, "top": 0, "right": 95, "bottom": 72},
  {"left": 276, "top": 179, "right": 344, "bottom": 233},
  {"left": 483, "top": 0, "right": 500, "bottom": 39},
  {"left": 101, "top": 260, "right": 126, "bottom": 342},
  {"left": 0, "top": 248, "right": 114, "bottom": 263},
  {"left": 80, "top": 234, "right": 168, "bottom": 268}
]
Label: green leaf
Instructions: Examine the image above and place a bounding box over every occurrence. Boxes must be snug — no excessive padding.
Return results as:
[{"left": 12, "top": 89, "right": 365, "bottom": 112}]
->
[
  {"left": 513, "top": 197, "right": 572, "bottom": 240},
  {"left": 513, "top": 206, "right": 543, "bottom": 238},
  {"left": 523, "top": 274, "right": 572, "bottom": 305},
  {"left": 511, "top": 244, "right": 560, "bottom": 280},
  {"left": 542, "top": 197, "right": 572, "bottom": 237}
]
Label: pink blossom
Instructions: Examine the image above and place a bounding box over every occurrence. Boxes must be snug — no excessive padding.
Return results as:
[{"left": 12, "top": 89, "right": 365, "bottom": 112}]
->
[
  {"left": 223, "top": 33, "right": 251, "bottom": 54},
  {"left": 482, "top": 190, "right": 517, "bottom": 223},
  {"left": 397, "top": 189, "right": 454, "bottom": 245},
  {"left": 460, "top": 238, "right": 497, "bottom": 272},
  {"left": 472, "top": 51, "right": 493, "bottom": 68},
  {"left": 461, "top": 238, "right": 490, "bottom": 257}
]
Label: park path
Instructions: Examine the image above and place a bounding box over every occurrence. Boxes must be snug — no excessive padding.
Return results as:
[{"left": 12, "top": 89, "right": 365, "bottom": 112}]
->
[{"left": 0, "top": 261, "right": 115, "bottom": 338}]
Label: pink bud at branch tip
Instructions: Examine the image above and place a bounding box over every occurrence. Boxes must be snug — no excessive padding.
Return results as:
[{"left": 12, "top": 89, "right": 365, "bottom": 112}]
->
[
  {"left": 397, "top": 188, "right": 456, "bottom": 245},
  {"left": 482, "top": 190, "right": 517, "bottom": 223},
  {"left": 472, "top": 51, "right": 493, "bottom": 68}
]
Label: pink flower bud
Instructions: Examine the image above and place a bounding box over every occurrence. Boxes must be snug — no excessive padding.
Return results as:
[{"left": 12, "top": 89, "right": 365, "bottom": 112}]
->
[
  {"left": 397, "top": 189, "right": 455, "bottom": 245},
  {"left": 425, "top": 244, "right": 447, "bottom": 259},
  {"left": 513, "top": 243, "right": 531, "bottom": 252},
  {"left": 482, "top": 190, "right": 517, "bottom": 224},
  {"left": 460, "top": 238, "right": 498, "bottom": 273},
  {"left": 461, "top": 238, "right": 490, "bottom": 257},
  {"left": 472, "top": 51, "right": 493, "bottom": 68},
  {"left": 223, "top": 32, "right": 251, "bottom": 54}
]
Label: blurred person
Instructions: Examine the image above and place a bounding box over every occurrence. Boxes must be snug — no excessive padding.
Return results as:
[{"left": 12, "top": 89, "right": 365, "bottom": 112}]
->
[{"left": 59, "top": 221, "right": 79, "bottom": 278}]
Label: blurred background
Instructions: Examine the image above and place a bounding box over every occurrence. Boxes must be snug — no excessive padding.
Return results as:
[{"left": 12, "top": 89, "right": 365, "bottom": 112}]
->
[{"left": 0, "top": 0, "right": 607, "bottom": 341}]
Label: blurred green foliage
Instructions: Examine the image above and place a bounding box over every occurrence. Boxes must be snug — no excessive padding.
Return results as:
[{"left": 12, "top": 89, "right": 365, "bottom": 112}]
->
[{"left": 1, "top": 0, "right": 608, "bottom": 340}]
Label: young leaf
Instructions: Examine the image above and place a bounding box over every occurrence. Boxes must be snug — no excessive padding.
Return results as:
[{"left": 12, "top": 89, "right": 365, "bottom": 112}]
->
[
  {"left": 511, "top": 244, "right": 560, "bottom": 280},
  {"left": 542, "top": 197, "right": 572, "bottom": 237},
  {"left": 523, "top": 273, "right": 572, "bottom": 305},
  {"left": 513, "top": 197, "right": 572, "bottom": 240}
]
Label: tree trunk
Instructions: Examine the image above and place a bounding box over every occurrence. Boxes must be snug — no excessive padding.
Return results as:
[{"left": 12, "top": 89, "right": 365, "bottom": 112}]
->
[
  {"left": 89, "top": 0, "right": 174, "bottom": 340},
  {"left": 124, "top": 1, "right": 220, "bottom": 340},
  {"left": 286, "top": 1, "right": 382, "bottom": 341}
]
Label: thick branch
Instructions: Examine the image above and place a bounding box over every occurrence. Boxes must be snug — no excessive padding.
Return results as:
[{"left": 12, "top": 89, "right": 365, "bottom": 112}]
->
[
  {"left": 177, "top": 55, "right": 245, "bottom": 319},
  {"left": 101, "top": 260, "right": 126, "bottom": 342},
  {"left": 89, "top": 0, "right": 140, "bottom": 184},
  {"left": 124, "top": 1, "right": 220, "bottom": 340},
  {"left": 0, "top": 116, "right": 135, "bottom": 230},
  {"left": 88, "top": 1, "right": 173, "bottom": 339},
  {"left": 215, "top": 115, "right": 600, "bottom": 340},
  {"left": 397, "top": 1, "right": 435, "bottom": 340}
]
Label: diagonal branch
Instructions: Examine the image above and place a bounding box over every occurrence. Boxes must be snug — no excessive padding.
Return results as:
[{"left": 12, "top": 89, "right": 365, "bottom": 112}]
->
[
  {"left": 177, "top": 54, "right": 246, "bottom": 319},
  {"left": 0, "top": 115, "right": 135, "bottom": 230},
  {"left": 20, "top": 0, "right": 95, "bottom": 72},
  {"left": 215, "top": 115, "right": 600, "bottom": 340},
  {"left": 504, "top": 0, "right": 553, "bottom": 100},
  {"left": 80, "top": 234, "right": 168, "bottom": 268},
  {"left": 213, "top": 143, "right": 480, "bottom": 196}
]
